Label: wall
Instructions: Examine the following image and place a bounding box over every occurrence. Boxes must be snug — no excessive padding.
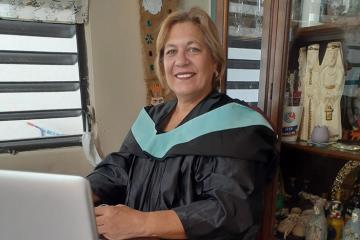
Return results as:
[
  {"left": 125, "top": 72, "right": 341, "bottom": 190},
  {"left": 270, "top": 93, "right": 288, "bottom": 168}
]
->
[
  {"left": 179, "top": 0, "right": 211, "bottom": 13},
  {"left": 86, "top": 0, "right": 146, "bottom": 156},
  {"left": 0, "top": 0, "right": 210, "bottom": 176},
  {"left": 0, "top": 147, "right": 92, "bottom": 175}
]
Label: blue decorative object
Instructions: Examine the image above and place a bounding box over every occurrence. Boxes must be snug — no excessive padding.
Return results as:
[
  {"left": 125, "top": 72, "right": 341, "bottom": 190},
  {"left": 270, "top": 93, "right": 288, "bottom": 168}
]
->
[{"left": 343, "top": 208, "right": 360, "bottom": 240}]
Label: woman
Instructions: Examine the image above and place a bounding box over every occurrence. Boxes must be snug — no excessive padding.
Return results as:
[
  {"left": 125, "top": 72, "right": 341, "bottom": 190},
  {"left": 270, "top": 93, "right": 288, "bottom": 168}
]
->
[{"left": 88, "top": 7, "right": 277, "bottom": 240}]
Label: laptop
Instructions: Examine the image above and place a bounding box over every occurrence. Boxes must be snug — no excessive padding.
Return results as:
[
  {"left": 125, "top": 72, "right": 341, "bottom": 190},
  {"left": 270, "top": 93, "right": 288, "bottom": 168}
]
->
[{"left": 0, "top": 169, "right": 98, "bottom": 240}]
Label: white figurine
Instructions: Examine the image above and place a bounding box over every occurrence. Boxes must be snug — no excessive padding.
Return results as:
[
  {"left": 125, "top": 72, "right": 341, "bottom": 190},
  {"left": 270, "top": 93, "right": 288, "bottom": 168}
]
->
[
  {"left": 300, "top": 44, "right": 321, "bottom": 141},
  {"left": 305, "top": 199, "right": 327, "bottom": 240},
  {"left": 319, "top": 42, "right": 345, "bottom": 141},
  {"left": 343, "top": 208, "right": 360, "bottom": 240}
]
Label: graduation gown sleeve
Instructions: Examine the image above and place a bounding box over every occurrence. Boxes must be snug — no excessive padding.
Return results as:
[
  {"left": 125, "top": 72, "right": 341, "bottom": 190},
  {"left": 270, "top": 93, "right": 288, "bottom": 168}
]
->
[{"left": 87, "top": 144, "right": 133, "bottom": 205}]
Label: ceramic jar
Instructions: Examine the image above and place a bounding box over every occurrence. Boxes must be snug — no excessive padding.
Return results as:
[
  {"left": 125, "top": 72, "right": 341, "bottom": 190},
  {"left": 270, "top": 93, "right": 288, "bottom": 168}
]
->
[{"left": 311, "top": 125, "right": 329, "bottom": 143}]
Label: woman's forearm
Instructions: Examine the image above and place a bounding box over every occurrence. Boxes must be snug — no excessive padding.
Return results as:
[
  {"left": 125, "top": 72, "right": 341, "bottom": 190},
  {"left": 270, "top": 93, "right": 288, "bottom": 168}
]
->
[{"left": 143, "top": 210, "right": 187, "bottom": 239}]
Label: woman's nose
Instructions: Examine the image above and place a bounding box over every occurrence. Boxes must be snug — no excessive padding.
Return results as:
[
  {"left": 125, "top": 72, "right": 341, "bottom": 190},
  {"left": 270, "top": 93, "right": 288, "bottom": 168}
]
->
[{"left": 175, "top": 51, "right": 189, "bottom": 67}]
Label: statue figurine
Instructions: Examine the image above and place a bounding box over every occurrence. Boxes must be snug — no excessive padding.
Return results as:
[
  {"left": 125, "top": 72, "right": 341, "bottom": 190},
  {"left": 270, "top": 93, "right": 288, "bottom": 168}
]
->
[
  {"left": 305, "top": 199, "right": 327, "bottom": 240},
  {"left": 343, "top": 208, "right": 360, "bottom": 240},
  {"left": 328, "top": 199, "right": 345, "bottom": 240},
  {"left": 149, "top": 82, "right": 164, "bottom": 106},
  {"left": 300, "top": 44, "right": 321, "bottom": 141},
  {"left": 319, "top": 41, "right": 345, "bottom": 141}
]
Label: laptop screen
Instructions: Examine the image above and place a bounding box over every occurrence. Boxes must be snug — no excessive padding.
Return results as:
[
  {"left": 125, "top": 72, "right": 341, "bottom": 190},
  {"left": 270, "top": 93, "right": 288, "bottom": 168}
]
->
[{"left": 0, "top": 170, "right": 98, "bottom": 240}]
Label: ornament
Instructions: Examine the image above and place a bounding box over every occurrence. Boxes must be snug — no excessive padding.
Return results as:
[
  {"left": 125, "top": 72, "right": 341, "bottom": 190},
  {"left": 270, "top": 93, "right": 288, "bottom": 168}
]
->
[
  {"left": 311, "top": 125, "right": 329, "bottom": 143},
  {"left": 142, "top": 0, "right": 162, "bottom": 15}
]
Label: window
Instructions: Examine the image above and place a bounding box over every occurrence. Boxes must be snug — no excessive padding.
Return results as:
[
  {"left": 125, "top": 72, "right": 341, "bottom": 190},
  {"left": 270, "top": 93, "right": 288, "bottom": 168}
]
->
[
  {"left": 226, "top": 0, "right": 263, "bottom": 106},
  {"left": 226, "top": 38, "right": 261, "bottom": 105},
  {"left": 0, "top": 20, "right": 89, "bottom": 153}
]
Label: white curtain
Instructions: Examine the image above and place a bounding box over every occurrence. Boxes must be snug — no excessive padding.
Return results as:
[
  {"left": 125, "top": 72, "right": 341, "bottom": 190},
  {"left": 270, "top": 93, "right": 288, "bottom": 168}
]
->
[{"left": 0, "top": 0, "right": 88, "bottom": 24}]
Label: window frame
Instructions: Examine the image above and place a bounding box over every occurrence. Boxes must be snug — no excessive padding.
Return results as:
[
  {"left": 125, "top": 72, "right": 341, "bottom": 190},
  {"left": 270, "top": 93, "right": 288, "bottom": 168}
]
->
[{"left": 0, "top": 21, "right": 90, "bottom": 153}]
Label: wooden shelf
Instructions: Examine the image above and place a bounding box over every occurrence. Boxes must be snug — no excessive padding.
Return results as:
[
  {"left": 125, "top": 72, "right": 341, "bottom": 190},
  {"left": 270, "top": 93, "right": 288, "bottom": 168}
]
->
[
  {"left": 282, "top": 141, "right": 360, "bottom": 162},
  {"left": 293, "top": 19, "right": 360, "bottom": 44},
  {"left": 295, "top": 24, "right": 344, "bottom": 44}
]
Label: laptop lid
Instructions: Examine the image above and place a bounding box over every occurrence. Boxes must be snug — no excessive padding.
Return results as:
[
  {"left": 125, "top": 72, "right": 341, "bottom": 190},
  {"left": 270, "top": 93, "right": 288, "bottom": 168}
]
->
[{"left": 0, "top": 170, "right": 98, "bottom": 240}]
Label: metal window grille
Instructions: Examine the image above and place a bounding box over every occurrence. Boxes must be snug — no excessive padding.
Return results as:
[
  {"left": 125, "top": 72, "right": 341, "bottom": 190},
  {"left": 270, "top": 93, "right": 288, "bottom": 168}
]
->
[{"left": 0, "top": 20, "right": 89, "bottom": 153}]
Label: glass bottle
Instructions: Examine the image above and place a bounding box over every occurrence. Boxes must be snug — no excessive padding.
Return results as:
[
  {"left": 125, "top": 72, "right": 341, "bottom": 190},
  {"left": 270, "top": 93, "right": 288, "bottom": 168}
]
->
[{"left": 288, "top": 177, "right": 300, "bottom": 208}]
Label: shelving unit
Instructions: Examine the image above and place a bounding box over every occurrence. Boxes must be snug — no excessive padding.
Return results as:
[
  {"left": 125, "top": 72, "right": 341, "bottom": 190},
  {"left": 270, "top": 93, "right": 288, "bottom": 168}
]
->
[
  {"left": 294, "top": 24, "right": 344, "bottom": 43},
  {"left": 215, "top": 0, "right": 360, "bottom": 238},
  {"left": 278, "top": 2, "right": 360, "bottom": 239},
  {"left": 282, "top": 141, "right": 360, "bottom": 162}
]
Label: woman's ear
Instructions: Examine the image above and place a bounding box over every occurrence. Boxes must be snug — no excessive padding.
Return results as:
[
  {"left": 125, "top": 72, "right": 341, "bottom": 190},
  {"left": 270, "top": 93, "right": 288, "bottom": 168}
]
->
[{"left": 214, "top": 70, "right": 219, "bottom": 79}]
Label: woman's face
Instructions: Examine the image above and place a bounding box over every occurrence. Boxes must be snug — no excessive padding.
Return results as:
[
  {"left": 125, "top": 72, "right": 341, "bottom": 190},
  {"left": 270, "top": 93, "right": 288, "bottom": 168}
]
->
[{"left": 163, "top": 21, "right": 217, "bottom": 102}]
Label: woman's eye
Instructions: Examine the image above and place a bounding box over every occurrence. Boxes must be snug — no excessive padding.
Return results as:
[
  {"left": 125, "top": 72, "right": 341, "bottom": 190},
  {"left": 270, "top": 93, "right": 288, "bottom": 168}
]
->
[
  {"left": 188, "top": 47, "right": 200, "bottom": 54},
  {"left": 165, "top": 49, "right": 176, "bottom": 56}
]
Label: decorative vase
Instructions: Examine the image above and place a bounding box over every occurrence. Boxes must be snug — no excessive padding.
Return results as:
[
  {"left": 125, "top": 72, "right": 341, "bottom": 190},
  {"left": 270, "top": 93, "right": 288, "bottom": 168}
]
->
[{"left": 311, "top": 125, "right": 329, "bottom": 143}]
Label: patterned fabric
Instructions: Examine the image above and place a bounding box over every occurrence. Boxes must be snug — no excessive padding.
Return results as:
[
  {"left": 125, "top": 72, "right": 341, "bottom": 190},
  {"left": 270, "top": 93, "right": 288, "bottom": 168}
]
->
[
  {"left": 138, "top": 0, "right": 178, "bottom": 105},
  {"left": 0, "top": 0, "right": 88, "bottom": 24}
]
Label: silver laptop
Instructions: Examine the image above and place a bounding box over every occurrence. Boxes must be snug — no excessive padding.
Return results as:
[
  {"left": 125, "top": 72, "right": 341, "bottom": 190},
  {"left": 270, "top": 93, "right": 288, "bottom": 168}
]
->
[{"left": 0, "top": 170, "right": 98, "bottom": 240}]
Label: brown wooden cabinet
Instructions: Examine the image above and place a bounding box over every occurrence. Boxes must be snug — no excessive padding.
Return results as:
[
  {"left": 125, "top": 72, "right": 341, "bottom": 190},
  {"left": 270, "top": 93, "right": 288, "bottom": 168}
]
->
[
  {"left": 278, "top": 2, "right": 360, "bottom": 239},
  {"left": 215, "top": 1, "right": 290, "bottom": 239},
  {"left": 216, "top": 0, "right": 360, "bottom": 239}
]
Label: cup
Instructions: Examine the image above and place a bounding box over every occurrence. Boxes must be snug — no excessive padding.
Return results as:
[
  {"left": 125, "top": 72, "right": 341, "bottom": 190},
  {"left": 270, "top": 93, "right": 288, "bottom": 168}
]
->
[{"left": 282, "top": 105, "right": 303, "bottom": 142}]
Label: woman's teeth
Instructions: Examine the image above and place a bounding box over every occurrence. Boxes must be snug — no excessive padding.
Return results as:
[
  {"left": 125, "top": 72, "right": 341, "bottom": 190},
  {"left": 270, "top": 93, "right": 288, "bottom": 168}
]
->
[{"left": 176, "top": 73, "right": 194, "bottom": 79}]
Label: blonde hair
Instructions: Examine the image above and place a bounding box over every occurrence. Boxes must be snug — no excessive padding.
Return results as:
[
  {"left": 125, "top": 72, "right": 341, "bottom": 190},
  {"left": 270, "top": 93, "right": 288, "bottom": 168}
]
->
[{"left": 154, "top": 7, "right": 225, "bottom": 93}]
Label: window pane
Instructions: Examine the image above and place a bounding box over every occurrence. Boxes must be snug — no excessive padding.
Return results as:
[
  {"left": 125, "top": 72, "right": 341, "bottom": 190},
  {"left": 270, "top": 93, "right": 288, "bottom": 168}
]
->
[
  {"left": 0, "top": 117, "right": 83, "bottom": 141},
  {"left": 229, "top": 1, "right": 263, "bottom": 15},
  {"left": 0, "top": 34, "right": 77, "bottom": 52},
  {"left": 0, "top": 22, "right": 86, "bottom": 147},
  {"left": 227, "top": 89, "right": 259, "bottom": 103},
  {"left": 227, "top": 69, "right": 260, "bottom": 82},
  {"left": 228, "top": 48, "right": 261, "bottom": 60},
  {"left": 0, "top": 90, "right": 82, "bottom": 112},
  {"left": 0, "top": 63, "right": 79, "bottom": 82}
]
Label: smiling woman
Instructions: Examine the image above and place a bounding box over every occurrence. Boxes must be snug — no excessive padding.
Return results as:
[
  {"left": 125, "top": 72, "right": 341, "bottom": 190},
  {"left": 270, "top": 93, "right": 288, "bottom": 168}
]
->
[
  {"left": 87, "top": 7, "right": 277, "bottom": 240},
  {"left": 162, "top": 22, "right": 217, "bottom": 106}
]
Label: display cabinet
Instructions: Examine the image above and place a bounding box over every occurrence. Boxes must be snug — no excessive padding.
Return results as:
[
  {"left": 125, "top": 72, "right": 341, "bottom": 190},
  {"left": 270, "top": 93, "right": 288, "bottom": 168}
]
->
[
  {"left": 216, "top": 0, "right": 291, "bottom": 239},
  {"left": 278, "top": 1, "right": 360, "bottom": 239},
  {"left": 216, "top": 0, "right": 360, "bottom": 239}
]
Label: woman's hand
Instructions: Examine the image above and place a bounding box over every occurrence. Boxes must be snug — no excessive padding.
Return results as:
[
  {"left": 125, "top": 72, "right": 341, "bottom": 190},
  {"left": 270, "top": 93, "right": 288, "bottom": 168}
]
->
[
  {"left": 95, "top": 205, "right": 186, "bottom": 239},
  {"left": 95, "top": 204, "right": 147, "bottom": 240}
]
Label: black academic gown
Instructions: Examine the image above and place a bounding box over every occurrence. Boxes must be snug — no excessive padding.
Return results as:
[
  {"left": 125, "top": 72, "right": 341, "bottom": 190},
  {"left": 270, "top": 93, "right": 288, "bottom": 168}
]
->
[{"left": 87, "top": 91, "right": 277, "bottom": 240}]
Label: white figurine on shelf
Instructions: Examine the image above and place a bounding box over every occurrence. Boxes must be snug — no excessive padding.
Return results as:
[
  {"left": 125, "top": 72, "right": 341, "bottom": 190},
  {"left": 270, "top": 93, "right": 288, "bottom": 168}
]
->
[
  {"left": 300, "top": 44, "right": 321, "bottom": 141},
  {"left": 305, "top": 198, "right": 327, "bottom": 240},
  {"left": 343, "top": 208, "right": 360, "bottom": 240},
  {"left": 319, "top": 41, "right": 345, "bottom": 141}
]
